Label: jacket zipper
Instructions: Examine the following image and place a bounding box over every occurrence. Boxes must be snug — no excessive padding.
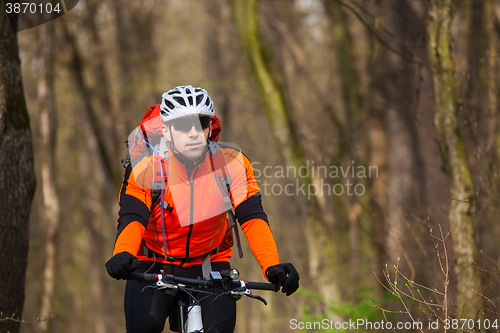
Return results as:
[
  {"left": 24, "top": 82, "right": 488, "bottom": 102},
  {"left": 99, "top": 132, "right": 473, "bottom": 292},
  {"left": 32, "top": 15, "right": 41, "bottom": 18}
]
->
[{"left": 183, "top": 166, "right": 198, "bottom": 262}]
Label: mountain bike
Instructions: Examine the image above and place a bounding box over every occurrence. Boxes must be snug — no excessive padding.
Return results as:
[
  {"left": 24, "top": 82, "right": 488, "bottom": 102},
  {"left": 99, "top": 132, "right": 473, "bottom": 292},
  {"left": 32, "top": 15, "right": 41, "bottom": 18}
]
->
[{"left": 129, "top": 268, "right": 276, "bottom": 333}]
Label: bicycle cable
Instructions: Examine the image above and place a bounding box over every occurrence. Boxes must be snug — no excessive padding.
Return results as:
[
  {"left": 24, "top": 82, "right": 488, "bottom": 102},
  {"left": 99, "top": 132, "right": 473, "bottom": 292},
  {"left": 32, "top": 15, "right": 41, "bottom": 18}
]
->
[
  {"left": 162, "top": 277, "right": 232, "bottom": 333},
  {"left": 204, "top": 292, "right": 233, "bottom": 333}
]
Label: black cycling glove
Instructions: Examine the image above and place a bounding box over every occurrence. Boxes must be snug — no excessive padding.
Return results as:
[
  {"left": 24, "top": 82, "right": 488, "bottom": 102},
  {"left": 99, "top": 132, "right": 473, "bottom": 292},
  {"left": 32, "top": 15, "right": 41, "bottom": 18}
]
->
[
  {"left": 266, "top": 263, "right": 299, "bottom": 296},
  {"left": 105, "top": 251, "right": 140, "bottom": 280}
]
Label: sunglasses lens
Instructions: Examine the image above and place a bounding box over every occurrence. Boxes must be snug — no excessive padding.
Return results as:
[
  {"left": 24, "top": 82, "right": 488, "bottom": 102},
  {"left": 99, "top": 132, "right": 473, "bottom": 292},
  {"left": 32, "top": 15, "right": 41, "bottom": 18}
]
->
[
  {"left": 200, "top": 117, "right": 211, "bottom": 129},
  {"left": 172, "top": 117, "right": 211, "bottom": 132},
  {"left": 172, "top": 120, "right": 195, "bottom": 132}
]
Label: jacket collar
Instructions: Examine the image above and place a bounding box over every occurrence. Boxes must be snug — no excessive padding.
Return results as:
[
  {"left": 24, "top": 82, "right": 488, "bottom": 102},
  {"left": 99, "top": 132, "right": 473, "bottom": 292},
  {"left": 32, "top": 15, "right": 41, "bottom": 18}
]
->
[{"left": 168, "top": 141, "right": 209, "bottom": 170}]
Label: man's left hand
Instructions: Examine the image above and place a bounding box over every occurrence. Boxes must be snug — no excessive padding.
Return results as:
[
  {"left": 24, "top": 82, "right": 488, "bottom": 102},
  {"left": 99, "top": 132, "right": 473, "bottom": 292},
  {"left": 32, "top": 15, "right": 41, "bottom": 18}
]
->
[{"left": 266, "top": 263, "right": 299, "bottom": 296}]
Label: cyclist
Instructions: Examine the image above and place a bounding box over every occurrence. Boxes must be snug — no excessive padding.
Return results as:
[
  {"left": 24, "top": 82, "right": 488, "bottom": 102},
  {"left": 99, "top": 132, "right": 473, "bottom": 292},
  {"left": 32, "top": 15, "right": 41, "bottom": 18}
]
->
[{"left": 105, "top": 85, "right": 299, "bottom": 333}]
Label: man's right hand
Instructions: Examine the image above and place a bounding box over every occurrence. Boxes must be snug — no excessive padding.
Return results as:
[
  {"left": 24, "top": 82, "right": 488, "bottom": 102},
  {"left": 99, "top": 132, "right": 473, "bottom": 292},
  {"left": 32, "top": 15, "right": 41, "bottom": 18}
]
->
[{"left": 105, "top": 251, "right": 140, "bottom": 280}]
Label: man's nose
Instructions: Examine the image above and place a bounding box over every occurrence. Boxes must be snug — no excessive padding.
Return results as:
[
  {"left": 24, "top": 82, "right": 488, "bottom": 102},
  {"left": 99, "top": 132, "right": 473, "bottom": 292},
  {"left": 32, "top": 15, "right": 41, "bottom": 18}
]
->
[{"left": 188, "top": 124, "right": 199, "bottom": 137}]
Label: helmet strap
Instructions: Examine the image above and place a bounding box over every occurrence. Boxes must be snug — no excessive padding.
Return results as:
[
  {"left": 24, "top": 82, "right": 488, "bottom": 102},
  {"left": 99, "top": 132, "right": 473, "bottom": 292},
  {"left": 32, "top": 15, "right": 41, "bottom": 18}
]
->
[{"left": 168, "top": 124, "right": 176, "bottom": 150}]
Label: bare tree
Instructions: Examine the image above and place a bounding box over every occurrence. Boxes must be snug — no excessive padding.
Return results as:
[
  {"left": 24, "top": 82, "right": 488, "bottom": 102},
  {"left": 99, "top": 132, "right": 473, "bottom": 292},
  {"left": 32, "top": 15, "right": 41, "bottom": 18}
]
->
[
  {"left": 426, "top": 0, "right": 483, "bottom": 318},
  {"left": 59, "top": 17, "right": 120, "bottom": 190},
  {"left": 380, "top": 0, "right": 427, "bottom": 281},
  {"left": 484, "top": 0, "right": 499, "bottom": 164},
  {"left": 229, "top": 0, "right": 341, "bottom": 307},
  {"left": 204, "top": 0, "right": 232, "bottom": 135},
  {"left": 37, "top": 21, "right": 59, "bottom": 333},
  {"left": 0, "top": 5, "right": 36, "bottom": 333}
]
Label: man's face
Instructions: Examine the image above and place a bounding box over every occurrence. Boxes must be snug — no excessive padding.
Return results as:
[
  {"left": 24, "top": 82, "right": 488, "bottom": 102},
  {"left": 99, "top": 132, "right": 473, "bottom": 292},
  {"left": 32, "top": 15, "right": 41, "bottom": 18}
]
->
[{"left": 162, "top": 116, "right": 211, "bottom": 161}]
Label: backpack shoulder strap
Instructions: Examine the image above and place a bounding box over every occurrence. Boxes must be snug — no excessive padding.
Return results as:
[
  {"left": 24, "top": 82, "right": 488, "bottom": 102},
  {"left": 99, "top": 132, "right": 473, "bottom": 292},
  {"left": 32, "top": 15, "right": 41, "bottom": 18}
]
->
[
  {"left": 150, "top": 141, "right": 169, "bottom": 211},
  {"left": 156, "top": 136, "right": 169, "bottom": 159},
  {"left": 208, "top": 140, "right": 244, "bottom": 258},
  {"left": 208, "top": 141, "right": 232, "bottom": 208}
]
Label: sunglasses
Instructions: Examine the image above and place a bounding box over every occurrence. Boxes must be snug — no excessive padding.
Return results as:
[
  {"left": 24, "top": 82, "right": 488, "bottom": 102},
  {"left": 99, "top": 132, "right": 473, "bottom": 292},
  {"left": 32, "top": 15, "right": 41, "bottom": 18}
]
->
[{"left": 171, "top": 117, "right": 211, "bottom": 132}]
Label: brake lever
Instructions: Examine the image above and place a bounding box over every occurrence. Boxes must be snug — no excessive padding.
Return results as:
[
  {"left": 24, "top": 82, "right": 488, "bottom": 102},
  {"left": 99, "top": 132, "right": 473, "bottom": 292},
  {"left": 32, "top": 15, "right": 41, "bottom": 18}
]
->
[
  {"left": 245, "top": 293, "right": 268, "bottom": 305},
  {"left": 141, "top": 278, "right": 178, "bottom": 296},
  {"left": 142, "top": 284, "right": 161, "bottom": 292},
  {"left": 231, "top": 289, "right": 268, "bottom": 305}
]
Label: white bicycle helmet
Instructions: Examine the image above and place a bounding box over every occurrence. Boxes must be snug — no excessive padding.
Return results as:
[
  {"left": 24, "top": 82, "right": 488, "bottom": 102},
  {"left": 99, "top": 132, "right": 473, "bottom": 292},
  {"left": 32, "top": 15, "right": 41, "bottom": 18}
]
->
[{"left": 160, "top": 85, "right": 215, "bottom": 122}]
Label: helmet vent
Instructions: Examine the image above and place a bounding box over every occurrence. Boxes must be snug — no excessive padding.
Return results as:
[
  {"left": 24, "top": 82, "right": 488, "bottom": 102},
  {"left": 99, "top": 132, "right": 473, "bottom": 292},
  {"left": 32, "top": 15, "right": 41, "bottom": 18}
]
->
[
  {"left": 196, "top": 95, "right": 203, "bottom": 105},
  {"left": 173, "top": 96, "right": 186, "bottom": 106},
  {"left": 164, "top": 100, "right": 175, "bottom": 109},
  {"left": 187, "top": 96, "right": 193, "bottom": 106},
  {"left": 205, "top": 97, "right": 211, "bottom": 106}
]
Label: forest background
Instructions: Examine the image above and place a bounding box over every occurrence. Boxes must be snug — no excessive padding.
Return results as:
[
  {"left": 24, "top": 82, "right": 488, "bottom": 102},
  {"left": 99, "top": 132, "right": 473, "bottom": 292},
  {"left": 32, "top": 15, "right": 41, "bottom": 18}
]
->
[{"left": 1, "top": 0, "right": 500, "bottom": 332}]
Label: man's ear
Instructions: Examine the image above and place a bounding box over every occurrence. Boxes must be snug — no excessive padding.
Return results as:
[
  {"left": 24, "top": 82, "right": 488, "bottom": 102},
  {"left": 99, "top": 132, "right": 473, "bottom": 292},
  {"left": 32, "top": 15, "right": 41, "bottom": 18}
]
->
[{"left": 162, "top": 124, "right": 171, "bottom": 141}]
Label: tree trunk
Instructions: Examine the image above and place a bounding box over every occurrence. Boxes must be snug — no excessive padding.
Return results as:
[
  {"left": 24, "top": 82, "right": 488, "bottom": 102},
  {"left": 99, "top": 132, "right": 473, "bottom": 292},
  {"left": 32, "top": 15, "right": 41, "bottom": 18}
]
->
[
  {"left": 111, "top": 0, "right": 159, "bottom": 131},
  {"left": 0, "top": 5, "right": 37, "bottom": 333},
  {"left": 85, "top": 0, "right": 121, "bottom": 165},
  {"left": 381, "top": 0, "right": 427, "bottom": 281},
  {"left": 323, "top": 0, "right": 374, "bottom": 299},
  {"left": 230, "top": 0, "right": 341, "bottom": 306},
  {"left": 37, "top": 22, "right": 59, "bottom": 333},
  {"left": 58, "top": 17, "right": 120, "bottom": 191},
  {"left": 483, "top": 0, "right": 498, "bottom": 188},
  {"left": 426, "top": 0, "right": 482, "bottom": 318},
  {"left": 204, "top": 0, "right": 231, "bottom": 138},
  {"left": 231, "top": 0, "right": 302, "bottom": 168},
  {"left": 323, "top": 0, "right": 362, "bottom": 143}
]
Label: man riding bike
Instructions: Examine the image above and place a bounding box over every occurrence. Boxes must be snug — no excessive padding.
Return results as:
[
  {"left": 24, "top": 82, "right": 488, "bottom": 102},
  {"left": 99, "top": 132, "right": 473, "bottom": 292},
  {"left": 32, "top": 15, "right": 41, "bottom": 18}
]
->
[{"left": 105, "top": 85, "right": 299, "bottom": 333}]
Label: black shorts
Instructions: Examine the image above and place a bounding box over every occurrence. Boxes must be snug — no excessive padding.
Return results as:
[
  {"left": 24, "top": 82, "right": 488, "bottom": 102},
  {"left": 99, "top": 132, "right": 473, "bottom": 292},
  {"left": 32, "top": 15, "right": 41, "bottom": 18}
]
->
[{"left": 125, "top": 261, "right": 236, "bottom": 333}]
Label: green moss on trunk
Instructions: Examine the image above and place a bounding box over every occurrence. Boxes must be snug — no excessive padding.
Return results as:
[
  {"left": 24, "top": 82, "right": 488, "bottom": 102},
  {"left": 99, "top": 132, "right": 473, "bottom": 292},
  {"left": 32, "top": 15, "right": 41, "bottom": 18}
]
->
[{"left": 426, "top": 0, "right": 482, "bottom": 318}]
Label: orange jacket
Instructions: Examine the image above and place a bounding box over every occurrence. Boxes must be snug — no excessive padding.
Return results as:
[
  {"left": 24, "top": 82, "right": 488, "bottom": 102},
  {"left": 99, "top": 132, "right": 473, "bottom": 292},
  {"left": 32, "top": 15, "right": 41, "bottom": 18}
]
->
[{"left": 113, "top": 143, "right": 280, "bottom": 278}]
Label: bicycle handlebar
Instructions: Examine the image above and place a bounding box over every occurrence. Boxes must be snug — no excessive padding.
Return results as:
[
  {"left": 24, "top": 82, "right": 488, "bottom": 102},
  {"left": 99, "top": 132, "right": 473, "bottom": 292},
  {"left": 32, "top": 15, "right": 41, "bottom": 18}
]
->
[
  {"left": 244, "top": 281, "right": 276, "bottom": 291},
  {"left": 128, "top": 269, "right": 277, "bottom": 307},
  {"left": 128, "top": 271, "right": 276, "bottom": 291},
  {"left": 129, "top": 272, "right": 160, "bottom": 282}
]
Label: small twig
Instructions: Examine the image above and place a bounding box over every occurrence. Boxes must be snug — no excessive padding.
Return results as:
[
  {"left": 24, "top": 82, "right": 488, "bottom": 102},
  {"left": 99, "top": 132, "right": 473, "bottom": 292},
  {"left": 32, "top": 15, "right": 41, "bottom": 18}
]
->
[
  {"left": 452, "top": 198, "right": 500, "bottom": 208},
  {"left": 0, "top": 313, "right": 58, "bottom": 324},
  {"left": 371, "top": 223, "right": 458, "bottom": 332},
  {"left": 368, "top": 301, "right": 403, "bottom": 333},
  {"left": 396, "top": 269, "right": 446, "bottom": 297},
  {"left": 458, "top": 278, "right": 497, "bottom": 309}
]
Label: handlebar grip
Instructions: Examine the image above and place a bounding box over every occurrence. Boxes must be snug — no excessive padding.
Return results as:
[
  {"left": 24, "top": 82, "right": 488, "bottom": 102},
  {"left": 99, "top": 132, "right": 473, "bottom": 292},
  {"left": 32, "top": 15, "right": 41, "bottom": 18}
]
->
[
  {"left": 245, "top": 281, "right": 277, "bottom": 291},
  {"left": 128, "top": 272, "right": 158, "bottom": 282}
]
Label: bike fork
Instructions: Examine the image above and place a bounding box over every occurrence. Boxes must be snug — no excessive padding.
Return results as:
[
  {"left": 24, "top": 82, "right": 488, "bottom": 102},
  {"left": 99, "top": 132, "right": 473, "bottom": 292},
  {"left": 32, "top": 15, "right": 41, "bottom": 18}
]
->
[{"left": 178, "top": 299, "right": 203, "bottom": 333}]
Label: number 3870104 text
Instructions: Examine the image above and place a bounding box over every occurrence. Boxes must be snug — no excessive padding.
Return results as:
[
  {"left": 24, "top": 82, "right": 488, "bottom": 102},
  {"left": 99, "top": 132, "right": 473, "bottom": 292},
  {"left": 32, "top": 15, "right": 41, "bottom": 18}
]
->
[{"left": 5, "top": 2, "right": 61, "bottom": 14}]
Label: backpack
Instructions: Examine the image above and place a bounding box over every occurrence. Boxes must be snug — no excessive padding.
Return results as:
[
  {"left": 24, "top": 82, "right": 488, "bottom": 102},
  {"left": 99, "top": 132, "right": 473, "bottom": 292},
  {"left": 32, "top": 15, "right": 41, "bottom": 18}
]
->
[{"left": 122, "top": 104, "right": 243, "bottom": 259}]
